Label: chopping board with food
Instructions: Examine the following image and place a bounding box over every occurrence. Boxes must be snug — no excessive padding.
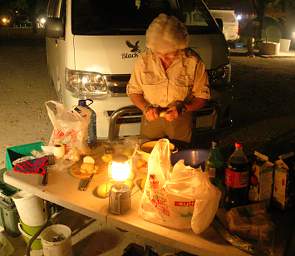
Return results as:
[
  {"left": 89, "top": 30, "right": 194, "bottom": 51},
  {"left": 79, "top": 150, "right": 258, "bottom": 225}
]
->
[{"left": 70, "top": 155, "right": 108, "bottom": 179}]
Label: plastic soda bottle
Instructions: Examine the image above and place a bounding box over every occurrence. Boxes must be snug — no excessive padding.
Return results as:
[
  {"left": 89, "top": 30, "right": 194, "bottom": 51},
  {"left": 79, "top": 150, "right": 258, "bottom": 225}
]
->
[{"left": 224, "top": 142, "right": 250, "bottom": 209}]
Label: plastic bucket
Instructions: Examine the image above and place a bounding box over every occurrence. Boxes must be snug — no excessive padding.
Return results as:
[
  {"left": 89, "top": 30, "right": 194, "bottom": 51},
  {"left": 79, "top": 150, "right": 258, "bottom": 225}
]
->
[
  {"left": 40, "top": 224, "right": 72, "bottom": 256},
  {"left": 18, "top": 222, "right": 43, "bottom": 250},
  {"left": 12, "top": 191, "right": 47, "bottom": 226}
]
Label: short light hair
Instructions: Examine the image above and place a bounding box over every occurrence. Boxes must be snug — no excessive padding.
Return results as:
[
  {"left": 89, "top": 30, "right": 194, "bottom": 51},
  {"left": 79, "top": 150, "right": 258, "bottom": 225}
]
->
[{"left": 146, "top": 13, "right": 189, "bottom": 53}]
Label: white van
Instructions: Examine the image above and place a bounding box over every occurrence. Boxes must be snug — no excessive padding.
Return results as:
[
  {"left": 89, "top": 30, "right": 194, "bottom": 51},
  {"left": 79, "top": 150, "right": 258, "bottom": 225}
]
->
[
  {"left": 46, "top": 0, "right": 232, "bottom": 140},
  {"left": 210, "top": 9, "right": 240, "bottom": 41}
]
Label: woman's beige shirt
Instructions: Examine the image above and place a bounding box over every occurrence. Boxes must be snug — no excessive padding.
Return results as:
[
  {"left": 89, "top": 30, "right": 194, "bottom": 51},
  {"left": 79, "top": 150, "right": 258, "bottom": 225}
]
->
[{"left": 127, "top": 49, "right": 210, "bottom": 107}]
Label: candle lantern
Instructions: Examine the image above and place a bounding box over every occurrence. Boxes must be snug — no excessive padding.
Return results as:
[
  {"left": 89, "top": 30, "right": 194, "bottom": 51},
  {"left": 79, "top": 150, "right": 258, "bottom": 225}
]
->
[{"left": 108, "top": 154, "right": 131, "bottom": 214}]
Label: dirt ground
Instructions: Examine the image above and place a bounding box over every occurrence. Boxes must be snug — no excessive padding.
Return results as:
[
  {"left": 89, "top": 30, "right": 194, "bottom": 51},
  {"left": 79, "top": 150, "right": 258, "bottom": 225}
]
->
[
  {"left": 0, "top": 38, "right": 57, "bottom": 169},
  {"left": 218, "top": 55, "right": 295, "bottom": 157},
  {"left": 1, "top": 38, "right": 295, "bottom": 168}
]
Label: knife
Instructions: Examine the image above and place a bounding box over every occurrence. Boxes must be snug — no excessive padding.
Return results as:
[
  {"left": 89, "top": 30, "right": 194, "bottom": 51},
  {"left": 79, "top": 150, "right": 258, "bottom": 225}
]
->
[{"left": 78, "top": 173, "right": 94, "bottom": 191}]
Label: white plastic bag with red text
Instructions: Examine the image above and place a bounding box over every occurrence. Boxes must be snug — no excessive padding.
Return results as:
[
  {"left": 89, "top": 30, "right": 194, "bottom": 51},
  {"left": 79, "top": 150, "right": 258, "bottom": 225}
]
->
[
  {"left": 45, "top": 101, "right": 89, "bottom": 159},
  {"left": 139, "top": 139, "right": 201, "bottom": 230},
  {"left": 191, "top": 172, "right": 221, "bottom": 234}
]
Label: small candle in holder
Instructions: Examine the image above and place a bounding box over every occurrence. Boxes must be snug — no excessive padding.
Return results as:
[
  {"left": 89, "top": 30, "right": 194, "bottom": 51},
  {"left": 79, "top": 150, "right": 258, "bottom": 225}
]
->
[{"left": 108, "top": 154, "right": 131, "bottom": 182}]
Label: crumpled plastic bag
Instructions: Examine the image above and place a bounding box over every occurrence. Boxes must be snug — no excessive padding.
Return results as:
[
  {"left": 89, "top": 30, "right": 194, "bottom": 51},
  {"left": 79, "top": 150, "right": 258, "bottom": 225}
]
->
[
  {"left": 191, "top": 171, "right": 221, "bottom": 234},
  {"left": 45, "top": 100, "right": 90, "bottom": 160},
  {"left": 139, "top": 139, "right": 220, "bottom": 231}
]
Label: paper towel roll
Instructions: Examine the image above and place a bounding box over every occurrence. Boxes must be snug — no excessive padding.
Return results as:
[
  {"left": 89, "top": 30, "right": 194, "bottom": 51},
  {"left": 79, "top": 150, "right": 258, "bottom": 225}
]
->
[{"left": 53, "top": 144, "right": 65, "bottom": 159}]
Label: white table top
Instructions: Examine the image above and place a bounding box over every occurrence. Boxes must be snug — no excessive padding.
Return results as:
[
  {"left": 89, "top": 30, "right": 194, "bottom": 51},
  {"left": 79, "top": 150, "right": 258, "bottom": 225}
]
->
[{"left": 4, "top": 168, "right": 249, "bottom": 256}]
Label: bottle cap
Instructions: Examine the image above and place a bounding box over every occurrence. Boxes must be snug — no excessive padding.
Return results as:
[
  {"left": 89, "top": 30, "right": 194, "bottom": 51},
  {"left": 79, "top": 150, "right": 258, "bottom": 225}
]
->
[{"left": 234, "top": 142, "right": 243, "bottom": 149}]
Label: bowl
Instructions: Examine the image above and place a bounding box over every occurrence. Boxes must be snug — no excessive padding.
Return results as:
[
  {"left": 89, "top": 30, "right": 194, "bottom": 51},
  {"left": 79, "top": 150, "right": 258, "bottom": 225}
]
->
[
  {"left": 138, "top": 140, "right": 177, "bottom": 161},
  {"left": 170, "top": 149, "right": 209, "bottom": 168}
]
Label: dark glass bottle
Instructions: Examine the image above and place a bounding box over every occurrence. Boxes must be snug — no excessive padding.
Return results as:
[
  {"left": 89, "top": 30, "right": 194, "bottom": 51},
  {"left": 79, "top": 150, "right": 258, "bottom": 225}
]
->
[
  {"left": 205, "top": 141, "right": 224, "bottom": 184},
  {"left": 76, "top": 99, "right": 97, "bottom": 147},
  {"left": 205, "top": 141, "right": 225, "bottom": 206},
  {"left": 224, "top": 142, "right": 250, "bottom": 209}
]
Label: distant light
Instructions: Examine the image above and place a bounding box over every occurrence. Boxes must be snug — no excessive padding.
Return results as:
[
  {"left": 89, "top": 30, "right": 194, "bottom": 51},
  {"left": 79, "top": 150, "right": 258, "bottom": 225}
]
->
[
  {"left": 40, "top": 17, "right": 46, "bottom": 25},
  {"left": 1, "top": 17, "right": 9, "bottom": 25},
  {"left": 236, "top": 14, "right": 242, "bottom": 21},
  {"left": 292, "top": 31, "right": 295, "bottom": 39}
]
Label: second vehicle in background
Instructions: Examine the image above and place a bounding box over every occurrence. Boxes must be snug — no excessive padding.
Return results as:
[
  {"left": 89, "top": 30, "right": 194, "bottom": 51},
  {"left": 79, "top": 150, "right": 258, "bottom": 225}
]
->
[{"left": 210, "top": 9, "right": 240, "bottom": 42}]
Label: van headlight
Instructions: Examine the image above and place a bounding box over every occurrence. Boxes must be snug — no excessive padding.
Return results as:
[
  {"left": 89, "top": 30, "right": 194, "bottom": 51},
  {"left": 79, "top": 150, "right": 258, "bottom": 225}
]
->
[
  {"left": 65, "top": 69, "right": 108, "bottom": 98},
  {"left": 208, "top": 63, "right": 231, "bottom": 85}
]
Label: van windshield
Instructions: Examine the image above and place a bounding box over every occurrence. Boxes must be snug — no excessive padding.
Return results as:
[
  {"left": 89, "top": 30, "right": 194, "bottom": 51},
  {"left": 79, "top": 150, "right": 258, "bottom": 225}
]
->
[{"left": 72, "top": 0, "right": 219, "bottom": 35}]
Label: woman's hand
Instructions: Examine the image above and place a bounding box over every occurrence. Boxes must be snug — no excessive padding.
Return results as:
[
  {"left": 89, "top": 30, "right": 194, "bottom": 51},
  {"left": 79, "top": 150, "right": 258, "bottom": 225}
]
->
[{"left": 144, "top": 106, "right": 159, "bottom": 121}]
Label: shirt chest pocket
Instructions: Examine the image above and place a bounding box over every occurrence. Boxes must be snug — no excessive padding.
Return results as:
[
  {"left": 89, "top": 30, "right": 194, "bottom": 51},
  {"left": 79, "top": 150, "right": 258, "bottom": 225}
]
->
[
  {"left": 168, "top": 74, "right": 191, "bottom": 101},
  {"left": 174, "top": 74, "right": 192, "bottom": 87},
  {"left": 142, "top": 72, "right": 166, "bottom": 85}
]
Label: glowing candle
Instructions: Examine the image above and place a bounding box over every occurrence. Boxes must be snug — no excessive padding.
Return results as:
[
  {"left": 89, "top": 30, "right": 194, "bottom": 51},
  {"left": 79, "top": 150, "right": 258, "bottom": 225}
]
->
[{"left": 108, "top": 154, "right": 131, "bottom": 182}]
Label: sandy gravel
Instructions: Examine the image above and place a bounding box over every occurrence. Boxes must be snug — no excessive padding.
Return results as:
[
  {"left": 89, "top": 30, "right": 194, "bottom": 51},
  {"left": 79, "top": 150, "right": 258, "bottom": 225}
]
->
[
  {"left": 218, "top": 55, "right": 295, "bottom": 156},
  {"left": 0, "top": 38, "right": 295, "bottom": 168},
  {"left": 0, "top": 38, "right": 57, "bottom": 168}
]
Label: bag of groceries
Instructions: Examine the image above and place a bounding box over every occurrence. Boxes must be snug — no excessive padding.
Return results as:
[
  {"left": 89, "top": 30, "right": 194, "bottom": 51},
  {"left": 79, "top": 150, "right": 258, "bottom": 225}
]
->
[
  {"left": 45, "top": 100, "right": 89, "bottom": 159},
  {"left": 191, "top": 171, "right": 221, "bottom": 234},
  {"left": 139, "top": 139, "right": 221, "bottom": 231}
]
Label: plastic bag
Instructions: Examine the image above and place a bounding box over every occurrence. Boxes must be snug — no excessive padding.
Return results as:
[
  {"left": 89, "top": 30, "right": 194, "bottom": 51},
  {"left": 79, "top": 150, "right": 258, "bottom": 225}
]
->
[
  {"left": 191, "top": 172, "right": 221, "bottom": 234},
  {"left": 45, "top": 101, "right": 89, "bottom": 159},
  {"left": 139, "top": 139, "right": 202, "bottom": 229}
]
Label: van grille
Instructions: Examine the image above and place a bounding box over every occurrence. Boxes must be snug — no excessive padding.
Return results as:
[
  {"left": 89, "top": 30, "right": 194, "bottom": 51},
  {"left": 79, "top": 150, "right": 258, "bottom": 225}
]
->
[{"left": 106, "top": 74, "right": 130, "bottom": 96}]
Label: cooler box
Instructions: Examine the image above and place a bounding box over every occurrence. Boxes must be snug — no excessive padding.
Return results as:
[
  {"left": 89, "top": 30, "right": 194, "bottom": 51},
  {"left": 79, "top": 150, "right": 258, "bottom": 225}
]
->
[{"left": 5, "top": 141, "right": 44, "bottom": 170}]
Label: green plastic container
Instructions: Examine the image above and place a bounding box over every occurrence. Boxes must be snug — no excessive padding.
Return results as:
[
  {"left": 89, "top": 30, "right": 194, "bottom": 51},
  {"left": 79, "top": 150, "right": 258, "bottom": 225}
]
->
[
  {"left": 5, "top": 141, "right": 44, "bottom": 170},
  {"left": 0, "top": 199, "right": 20, "bottom": 237}
]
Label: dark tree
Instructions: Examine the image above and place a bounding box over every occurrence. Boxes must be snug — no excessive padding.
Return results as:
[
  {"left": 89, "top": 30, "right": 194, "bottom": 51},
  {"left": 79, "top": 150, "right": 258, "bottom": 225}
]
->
[
  {"left": 251, "top": 0, "right": 270, "bottom": 39},
  {"left": 251, "top": 0, "right": 294, "bottom": 39}
]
